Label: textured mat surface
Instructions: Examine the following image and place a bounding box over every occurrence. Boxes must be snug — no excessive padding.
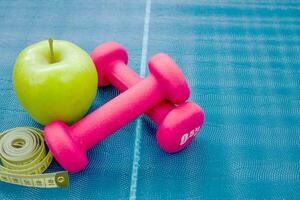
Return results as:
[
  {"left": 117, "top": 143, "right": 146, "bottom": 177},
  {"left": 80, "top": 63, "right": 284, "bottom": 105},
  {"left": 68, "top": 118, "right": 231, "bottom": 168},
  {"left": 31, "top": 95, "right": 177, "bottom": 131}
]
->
[{"left": 0, "top": 0, "right": 299, "bottom": 199}]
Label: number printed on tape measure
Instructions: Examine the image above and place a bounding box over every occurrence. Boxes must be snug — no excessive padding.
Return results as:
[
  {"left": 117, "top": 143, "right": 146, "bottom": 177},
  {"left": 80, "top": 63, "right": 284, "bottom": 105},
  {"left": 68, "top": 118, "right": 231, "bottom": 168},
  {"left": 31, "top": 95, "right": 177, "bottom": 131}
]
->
[
  {"left": 45, "top": 177, "right": 56, "bottom": 187},
  {"left": 33, "top": 178, "right": 45, "bottom": 187},
  {"left": 0, "top": 174, "right": 10, "bottom": 183},
  {"left": 11, "top": 177, "right": 21, "bottom": 184},
  {"left": 22, "top": 178, "right": 33, "bottom": 186}
]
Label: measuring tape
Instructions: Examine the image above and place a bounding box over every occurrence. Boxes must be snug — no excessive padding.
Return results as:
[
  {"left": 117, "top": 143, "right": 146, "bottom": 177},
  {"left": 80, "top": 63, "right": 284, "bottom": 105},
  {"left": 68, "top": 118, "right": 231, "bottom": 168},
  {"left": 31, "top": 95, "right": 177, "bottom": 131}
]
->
[{"left": 0, "top": 127, "right": 69, "bottom": 188}]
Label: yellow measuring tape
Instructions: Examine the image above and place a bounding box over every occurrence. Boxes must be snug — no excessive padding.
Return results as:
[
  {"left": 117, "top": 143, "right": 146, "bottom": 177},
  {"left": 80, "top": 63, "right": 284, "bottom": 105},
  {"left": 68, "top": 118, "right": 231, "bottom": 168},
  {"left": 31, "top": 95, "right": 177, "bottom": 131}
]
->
[{"left": 0, "top": 127, "right": 69, "bottom": 188}]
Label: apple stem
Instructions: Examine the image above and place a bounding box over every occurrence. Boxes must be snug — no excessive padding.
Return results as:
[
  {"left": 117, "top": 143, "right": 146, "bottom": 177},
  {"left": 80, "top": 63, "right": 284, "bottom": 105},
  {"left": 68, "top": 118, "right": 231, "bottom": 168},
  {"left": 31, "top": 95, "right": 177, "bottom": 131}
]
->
[{"left": 48, "top": 38, "right": 54, "bottom": 63}]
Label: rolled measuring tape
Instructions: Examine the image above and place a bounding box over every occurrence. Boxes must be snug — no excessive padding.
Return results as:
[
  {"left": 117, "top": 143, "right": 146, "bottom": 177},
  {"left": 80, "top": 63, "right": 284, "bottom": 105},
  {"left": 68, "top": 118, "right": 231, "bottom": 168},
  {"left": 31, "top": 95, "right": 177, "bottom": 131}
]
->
[{"left": 0, "top": 127, "right": 69, "bottom": 188}]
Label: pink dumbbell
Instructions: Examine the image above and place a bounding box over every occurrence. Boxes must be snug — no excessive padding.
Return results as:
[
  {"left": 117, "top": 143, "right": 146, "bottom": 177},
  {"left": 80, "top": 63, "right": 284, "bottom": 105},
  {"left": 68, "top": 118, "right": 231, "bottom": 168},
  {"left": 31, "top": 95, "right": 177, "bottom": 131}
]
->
[
  {"left": 90, "top": 42, "right": 205, "bottom": 153},
  {"left": 44, "top": 52, "right": 191, "bottom": 173}
]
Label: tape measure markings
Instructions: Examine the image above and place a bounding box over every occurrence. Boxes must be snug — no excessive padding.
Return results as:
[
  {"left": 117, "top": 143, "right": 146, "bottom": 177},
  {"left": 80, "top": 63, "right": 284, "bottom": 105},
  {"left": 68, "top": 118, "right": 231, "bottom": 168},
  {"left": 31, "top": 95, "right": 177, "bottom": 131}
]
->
[{"left": 0, "top": 127, "right": 69, "bottom": 188}]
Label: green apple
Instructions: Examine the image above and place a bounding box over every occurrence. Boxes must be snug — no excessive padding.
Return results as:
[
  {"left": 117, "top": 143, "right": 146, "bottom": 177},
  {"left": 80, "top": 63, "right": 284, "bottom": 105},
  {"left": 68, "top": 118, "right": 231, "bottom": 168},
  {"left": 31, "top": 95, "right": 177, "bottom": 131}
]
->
[{"left": 13, "top": 39, "right": 98, "bottom": 125}]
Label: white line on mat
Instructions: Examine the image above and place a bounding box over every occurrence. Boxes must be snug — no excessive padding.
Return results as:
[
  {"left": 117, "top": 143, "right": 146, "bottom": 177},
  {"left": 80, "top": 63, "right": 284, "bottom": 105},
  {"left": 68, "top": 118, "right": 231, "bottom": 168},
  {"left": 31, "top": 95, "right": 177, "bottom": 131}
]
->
[{"left": 129, "top": 0, "right": 151, "bottom": 199}]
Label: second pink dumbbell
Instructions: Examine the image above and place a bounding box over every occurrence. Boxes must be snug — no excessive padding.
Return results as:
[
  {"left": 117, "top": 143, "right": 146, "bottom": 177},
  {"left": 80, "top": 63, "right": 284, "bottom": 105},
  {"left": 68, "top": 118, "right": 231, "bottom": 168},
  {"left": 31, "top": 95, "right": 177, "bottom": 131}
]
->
[
  {"left": 91, "top": 42, "right": 205, "bottom": 153},
  {"left": 44, "top": 53, "right": 190, "bottom": 173}
]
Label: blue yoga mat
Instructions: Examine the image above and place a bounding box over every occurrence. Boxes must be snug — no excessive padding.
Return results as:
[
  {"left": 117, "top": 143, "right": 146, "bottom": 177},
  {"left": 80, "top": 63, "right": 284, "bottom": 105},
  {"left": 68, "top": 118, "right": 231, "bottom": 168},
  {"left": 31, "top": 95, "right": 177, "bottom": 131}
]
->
[{"left": 0, "top": 0, "right": 299, "bottom": 199}]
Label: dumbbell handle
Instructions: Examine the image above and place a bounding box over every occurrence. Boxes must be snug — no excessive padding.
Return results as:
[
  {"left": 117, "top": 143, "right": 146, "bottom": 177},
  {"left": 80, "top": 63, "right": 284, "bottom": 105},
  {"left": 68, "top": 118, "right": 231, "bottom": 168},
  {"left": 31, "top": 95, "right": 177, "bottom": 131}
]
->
[
  {"left": 70, "top": 74, "right": 164, "bottom": 151},
  {"left": 104, "top": 61, "right": 174, "bottom": 124}
]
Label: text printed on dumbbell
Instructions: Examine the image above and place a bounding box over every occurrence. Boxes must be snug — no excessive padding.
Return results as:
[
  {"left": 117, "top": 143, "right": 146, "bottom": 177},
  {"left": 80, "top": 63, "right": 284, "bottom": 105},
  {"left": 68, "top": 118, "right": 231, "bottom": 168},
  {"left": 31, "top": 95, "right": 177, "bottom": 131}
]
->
[{"left": 180, "top": 126, "right": 201, "bottom": 146}]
